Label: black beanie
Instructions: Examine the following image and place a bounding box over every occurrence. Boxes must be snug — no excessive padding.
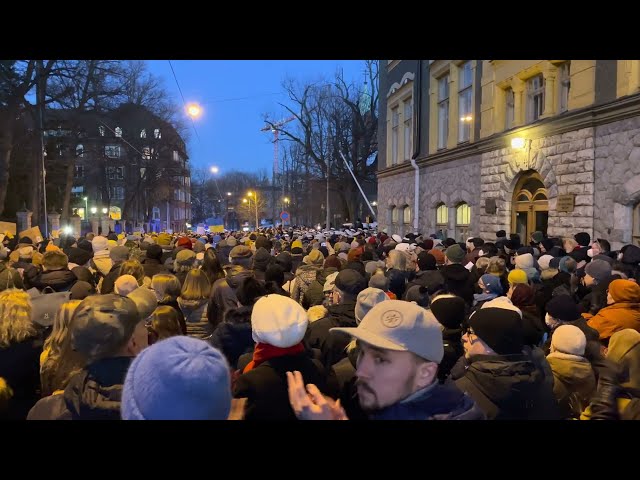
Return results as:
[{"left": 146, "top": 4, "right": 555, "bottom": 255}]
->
[
  {"left": 574, "top": 232, "right": 591, "bottom": 247},
  {"left": 417, "top": 252, "right": 437, "bottom": 271},
  {"left": 468, "top": 307, "right": 524, "bottom": 355},
  {"left": 546, "top": 295, "right": 580, "bottom": 322},
  {"left": 430, "top": 295, "right": 467, "bottom": 330},
  {"left": 540, "top": 238, "right": 554, "bottom": 253}
]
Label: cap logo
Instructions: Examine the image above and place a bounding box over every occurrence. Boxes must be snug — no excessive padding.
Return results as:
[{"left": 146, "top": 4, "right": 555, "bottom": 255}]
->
[{"left": 381, "top": 310, "right": 403, "bottom": 328}]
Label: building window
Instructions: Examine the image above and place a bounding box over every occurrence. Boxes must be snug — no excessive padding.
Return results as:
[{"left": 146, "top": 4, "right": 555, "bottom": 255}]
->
[
  {"left": 527, "top": 74, "right": 545, "bottom": 122},
  {"left": 173, "top": 150, "right": 179, "bottom": 162},
  {"left": 458, "top": 62, "right": 473, "bottom": 143},
  {"left": 142, "top": 147, "right": 151, "bottom": 160},
  {"left": 154, "top": 128, "right": 161, "bottom": 139},
  {"left": 403, "top": 98, "right": 413, "bottom": 161},
  {"left": 438, "top": 74, "right": 450, "bottom": 149},
  {"left": 174, "top": 208, "right": 179, "bottom": 220},
  {"left": 105, "top": 145, "right": 120, "bottom": 158},
  {"left": 455, "top": 202, "right": 471, "bottom": 242},
  {"left": 76, "top": 144, "right": 84, "bottom": 158},
  {"left": 505, "top": 87, "right": 515, "bottom": 130},
  {"left": 99, "top": 125, "right": 105, "bottom": 136},
  {"left": 558, "top": 62, "right": 571, "bottom": 113},
  {"left": 109, "top": 186, "right": 124, "bottom": 200},
  {"left": 106, "top": 166, "right": 124, "bottom": 180},
  {"left": 436, "top": 203, "right": 448, "bottom": 237},
  {"left": 403, "top": 205, "right": 411, "bottom": 224},
  {"left": 140, "top": 129, "right": 147, "bottom": 138},
  {"left": 391, "top": 106, "right": 399, "bottom": 165},
  {"left": 71, "top": 186, "right": 84, "bottom": 195},
  {"left": 115, "top": 127, "right": 122, "bottom": 138},
  {"left": 391, "top": 206, "right": 399, "bottom": 224},
  {"left": 74, "top": 165, "right": 84, "bottom": 178},
  {"left": 152, "top": 207, "right": 160, "bottom": 220}
]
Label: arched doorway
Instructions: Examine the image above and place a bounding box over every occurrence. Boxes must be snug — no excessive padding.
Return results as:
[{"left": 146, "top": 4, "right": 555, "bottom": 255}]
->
[{"left": 512, "top": 171, "right": 548, "bottom": 242}]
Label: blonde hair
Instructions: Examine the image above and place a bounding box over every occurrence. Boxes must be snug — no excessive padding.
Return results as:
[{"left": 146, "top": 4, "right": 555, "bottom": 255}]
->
[
  {"left": 0, "top": 289, "right": 35, "bottom": 348},
  {"left": 563, "top": 238, "right": 578, "bottom": 253},
  {"left": 180, "top": 269, "right": 211, "bottom": 301},
  {"left": 475, "top": 256, "right": 490, "bottom": 272},
  {"left": 307, "top": 305, "right": 328, "bottom": 323},
  {"left": 40, "top": 300, "right": 84, "bottom": 396},
  {"left": 387, "top": 250, "right": 407, "bottom": 271},
  {"left": 151, "top": 273, "right": 182, "bottom": 303},
  {"left": 150, "top": 305, "right": 183, "bottom": 340},
  {"left": 119, "top": 259, "right": 145, "bottom": 285},
  {"left": 486, "top": 256, "right": 506, "bottom": 276}
]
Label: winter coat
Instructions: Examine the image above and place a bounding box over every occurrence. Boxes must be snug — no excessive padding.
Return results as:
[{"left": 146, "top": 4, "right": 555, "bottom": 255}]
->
[
  {"left": 30, "top": 268, "right": 78, "bottom": 292},
  {"left": 91, "top": 250, "right": 112, "bottom": 277},
  {"left": 0, "top": 336, "right": 42, "bottom": 420},
  {"left": 547, "top": 351, "right": 596, "bottom": 419},
  {"left": 441, "top": 264, "right": 475, "bottom": 306},
  {"left": 26, "top": 356, "right": 132, "bottom": 420},
  {"left": 440, "top": 328, "right": 464, "bottom": 383},
  {"left": 451, "top": 350, "right": 561, "bottom": 420},
  {"left": 586, "top": 302, "right": 640, "bottom": 341},
  {"left": 542, "top": 318, "right": 600, "bottom": 356},
  {"left": 177, "top": 297, "right": 211, "bottom": 339},
  {"left": 99, "top": 262, "right": 123, "bottom": 294},
  {"left": 142, "top": 258, "right": 168, "bottom": 280},
  {"left": 305, "top": 301, "right": 357, "bottom": 369},
  {"left": 233, "top": 353, "right": 327, "bottom": 421},
  {"left": 290, "top": 264, "right": 320, "bottom": 305},
  {"left": 11, "top": 259, "right": 39, "bottom": 290},
  {"left": 371, "top": 381, "right": 485, "bottom": 420},
  {"left": 0, "top": 261, "right": 24, "bottom": 291},
  {"left": 209, "top": 306, "right": 254, "bottom": 369},
  {"left": 404, "top": 269, "right": 446, "bottom": 296},
  {"left": 386, "top": 268, "right": 409, "bottom": 299},
  {"left": 303, "top": 267, "right": 338, "bottom": 309},
  {"left": 208, "top": 265, "right": 254, "bottom": 329},
  {"left": 63, "top": 246, "right": 92, "bottom": 268}
]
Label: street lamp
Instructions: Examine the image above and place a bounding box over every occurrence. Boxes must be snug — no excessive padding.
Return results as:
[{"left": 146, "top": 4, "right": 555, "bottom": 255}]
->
[
  {"left": 83, "top": 196, "right": 88, "bottom": 220},
  {"left": 210, "top": 166, "right": 219, "bottom": 174},
  {"left": 186, "top": 103, "right": 202, "bottom": 119},
  {"left": 246, "top": 191, "right": 259, "bottom": 229},
  {"left": 90, "top": 207, "right": 97, "bottom": 215},
  {"left": 102, "top": 208, "right": 108, "bottom": 215}
]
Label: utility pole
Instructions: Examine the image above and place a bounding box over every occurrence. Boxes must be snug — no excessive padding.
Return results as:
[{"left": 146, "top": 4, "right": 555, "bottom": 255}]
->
[
  {"left": 36, "top": 60, "right": 48, "bottom": 238},
  {"left": 326, "top": 158, "right": 330, "bottom": 230}
]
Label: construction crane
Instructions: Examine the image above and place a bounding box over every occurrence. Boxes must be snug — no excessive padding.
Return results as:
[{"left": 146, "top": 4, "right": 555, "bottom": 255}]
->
[{"left": 261, "top": 115, "right": 296, "bottom": 178}]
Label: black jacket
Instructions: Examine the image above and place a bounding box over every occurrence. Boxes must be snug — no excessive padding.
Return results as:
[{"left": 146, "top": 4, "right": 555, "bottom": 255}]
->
[
  {"left": 209, "top": 306, "right": 254, "bottom": 369},
  {"left": 441, "top": 264, "right": 475, "bottom": 306},
  {"left": 142, "top": 258, "right": 168, "bottom": 280},
  {"left": 100, "top": 262, "right": 123, "bottom": 294},
  {"left": 386, "top": 268, "right": 409, "bottom": 299},
  {"left": 208, "top": 266, "right": 255, "bottom": 329},
  {"left": 451, "top": 351, "right": 561, "bottom": 420},
  {"left": 303, "top": 267, "right": 338, "bottom": 309},
  {"left": 233, "top": 353, "right": 326, "bottom": 421},
  {"left": 405, "top": 269, "right": 446, "bottom": 297},
  {"left": 305, "top": 301, "right": 357, "bottom": 369},
  {"left": 11, "top": 260, "right": 39, "bottom": 290},
  {"left": 29, "top": 356, "right": 133, "bottom": 420},
  {"left": 30, "top": 268, "right": 78, "bottom": 292},
  {"left": 64, "top": 246, "right": 92, "bottom": 267},
  {"left": 0, "top": 336, "right": 43, "bottom": 420}
]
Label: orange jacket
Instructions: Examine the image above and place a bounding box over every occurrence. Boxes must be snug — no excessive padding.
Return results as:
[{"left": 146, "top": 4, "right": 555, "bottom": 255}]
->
[{"left": 586, "top": 302, "right": 640, "bottom": 341}]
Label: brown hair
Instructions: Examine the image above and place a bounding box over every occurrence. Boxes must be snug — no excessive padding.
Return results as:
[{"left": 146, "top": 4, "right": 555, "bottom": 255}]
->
[
  {"left": 150, "top": 305, "right": 183, "bottom": 341},
  {"left": 151, "top": 273, "right": 182, "bottom": 303},
  {"left": 119, "top": 259, "right": 145, "bottom": 285},
  {"left": 180, "top": 269, "right": 211, "bottom": 301}
]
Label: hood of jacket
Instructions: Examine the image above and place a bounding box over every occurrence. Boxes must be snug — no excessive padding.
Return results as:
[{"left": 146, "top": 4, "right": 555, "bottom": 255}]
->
[
  {"left": 372, "top": 381, "right": 484, "bottom": 420},
  {"left": 64, "top": 356, "right": 132, "bottom": 420},
  {"left": 441, "top": 263, "right": 471, "bottom": 282},
  {"left": 177, "top": 297, "right": 208, "bottom": 315},
  {"left": 316, "top": 267, "right": 338, "bottom": 286},
  {"left": 547, "top": 352, "right": 595, "bottom": 386},
  {"left": 224, "top": 265, "right": 254, "bottom": 289},
  {"left": 32, "top": 268, "right": 77, "bottom": 291}
]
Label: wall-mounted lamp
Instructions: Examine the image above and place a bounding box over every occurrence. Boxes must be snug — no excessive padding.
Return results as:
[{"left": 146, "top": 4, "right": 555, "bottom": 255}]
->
[
  {"left": 511, "top": 137, "right": 526, "bottom": 149},
  {"left": 460, "top": 115, "right": 473, "bottom": 123}
]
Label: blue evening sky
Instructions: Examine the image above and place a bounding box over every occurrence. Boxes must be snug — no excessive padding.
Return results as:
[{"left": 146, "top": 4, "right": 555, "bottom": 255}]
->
[{"left": 146, "top": 60, "right": 365, "bottom": 176}]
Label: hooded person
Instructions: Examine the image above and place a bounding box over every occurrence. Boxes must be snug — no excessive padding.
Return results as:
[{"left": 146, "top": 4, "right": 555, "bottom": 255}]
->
[
  {"left": 586, "top": 279, "right": 640, "bottom": 342},
  {"left": 90, "top": 236, "right": 112, "bottom": 277},
  {"left": 441, "top": 244, "right": 475, "bottom": 306},
  {"left": 404, "top": 252, "right": 445, "bottom": 299},
  {"left": 303, "top": 255, "right": 342, "bottom": 309},
  {"left": 233, "top": 294, "right": 326, "bottom": 420},
  {"left": 514, "top": 253, "right": 540, "bottom": 283},
  {"left": 121, "top": 336, "right": 232, "bottom": 420},
  {"left": 252, "top": 247, "right": 272, "bottom": 282},
  {"left": 579, "top": 259, "right": 614, "bottom": 316},
  {"left": 450, "top": 307, "right": 561, "bottom": 420},
  {"left": 290, "top": 249, "right": 324, "bottom": 305},
  {"left": 142, "top": 244, "right": 168, "bottom": 280},
  {"left": 546, "top": 325, "right": 596, "bottom": 419},
  {"left": 430, "top": 293, "right": 467, "bottom": 382},
  {"left": 26, "top": 294, "right": 149, "bottom": 420},
  {"left": 472, "top": 273, "right": 504, "bottom": 308},
  {"left": 98, "top": 246, "right": 131, "bottom": 295}
]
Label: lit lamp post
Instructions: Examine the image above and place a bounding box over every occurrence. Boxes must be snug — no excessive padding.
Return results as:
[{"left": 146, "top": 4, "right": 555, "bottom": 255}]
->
[
  {"left": 283, "top": 197, "right": 290, "bottom": 226},
  {"left": 245, "top": 191, "right": 259, "bottom": 229},
  {"left": 83, "top": 196, "right": 88, "bottom": 220}
]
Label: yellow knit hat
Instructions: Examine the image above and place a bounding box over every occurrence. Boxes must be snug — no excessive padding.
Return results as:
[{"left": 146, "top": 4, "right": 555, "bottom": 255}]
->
[
  {"left": 291, "top": 239, "right": 303, "bottom": 250},
  {"left": 508, "top": 269, "right": 528, "bottom": 285}
]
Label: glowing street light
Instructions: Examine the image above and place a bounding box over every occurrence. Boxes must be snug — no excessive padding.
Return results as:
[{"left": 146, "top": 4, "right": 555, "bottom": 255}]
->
[
  {"left": 227, "top": 192, "right": 232, "bottom": 196},
  {"left": 186, "top": 103, "right": 202, "bottom": 119},
  {"left": 210, "top": 166, "right": 219, "bottom": 174},
  {"left": 90, "top": 207, "right": 97, "bottom": 214},
  {"left": 102, "top": 208, "right": 108, "bottom": 215}
]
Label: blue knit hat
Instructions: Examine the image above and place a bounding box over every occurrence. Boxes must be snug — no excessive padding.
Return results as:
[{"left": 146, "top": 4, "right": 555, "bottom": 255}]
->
[
  {"left": 121, "top": 336, "right": 231, "bottom": 420},
  {"left": 480, "top": 274, "right": 503, "bottom": 296}
]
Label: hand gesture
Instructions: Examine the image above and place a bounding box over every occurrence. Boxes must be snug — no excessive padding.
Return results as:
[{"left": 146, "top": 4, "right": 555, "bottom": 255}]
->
[{"left": 286, "top": 370, "right": 348, "bottom": 421}]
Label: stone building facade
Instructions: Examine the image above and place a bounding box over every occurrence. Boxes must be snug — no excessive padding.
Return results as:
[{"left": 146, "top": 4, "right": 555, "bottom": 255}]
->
[{"left": 377, "top": 60, "right": 640, "bottom": 249}]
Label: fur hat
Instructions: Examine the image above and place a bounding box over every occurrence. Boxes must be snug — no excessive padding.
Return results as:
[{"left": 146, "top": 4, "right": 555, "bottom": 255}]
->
[
  {"left": 538, "top": 254, "right": 554, "bottom": 271},
  {"left": 121, "top": 336, "right": 231, "bottom": 420},
  {"left": 303, "top": 249, "right": 324, "bottom": 267},
  {"left": 551, "top": 325, "right": 586, "bottom": 356},
  {"left": 114, "top": 275, "right": 139, "bottom": 296},
  {"left": 251, "top": 295, "right": 308, "bottom": 348}
]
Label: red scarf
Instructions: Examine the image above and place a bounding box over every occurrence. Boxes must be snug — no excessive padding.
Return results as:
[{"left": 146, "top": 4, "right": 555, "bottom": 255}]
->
[{"left": 243, "top": 342, "right": 305, "bottom": 373}]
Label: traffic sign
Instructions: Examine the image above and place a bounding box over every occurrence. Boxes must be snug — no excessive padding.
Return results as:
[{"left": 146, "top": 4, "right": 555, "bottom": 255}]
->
[{"left": 280, "top": 211, "right": 290, "bottom": 221}]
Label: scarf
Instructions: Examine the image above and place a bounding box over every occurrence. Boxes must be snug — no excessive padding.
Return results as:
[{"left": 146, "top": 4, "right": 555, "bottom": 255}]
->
[{"left": 243, "top": 342, "right": 305, "bottom": 373}]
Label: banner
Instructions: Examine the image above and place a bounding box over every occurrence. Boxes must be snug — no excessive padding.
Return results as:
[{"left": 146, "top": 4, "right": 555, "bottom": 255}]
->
[
  {"left": 209, "top": 225, "right": 224, "bottom": 233},
  {"left": 196, "top": 226, "right": 206, "bottom": 235},
  {"left": 0, "top": 221, "right": 17, "bottom": 236},
  {"left": 19, "top": 226, "right": 44, "bottom": 244}
]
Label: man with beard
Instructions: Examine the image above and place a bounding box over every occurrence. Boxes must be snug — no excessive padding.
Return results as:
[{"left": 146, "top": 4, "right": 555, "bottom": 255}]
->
[{"left": 287, "top": 300, "right": 484, "bottom": 420}]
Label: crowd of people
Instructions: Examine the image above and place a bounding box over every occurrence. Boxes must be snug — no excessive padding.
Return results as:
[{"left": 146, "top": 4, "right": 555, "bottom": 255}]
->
[{"left": 1, "top": 225, "right": 639, "bottom": 420}]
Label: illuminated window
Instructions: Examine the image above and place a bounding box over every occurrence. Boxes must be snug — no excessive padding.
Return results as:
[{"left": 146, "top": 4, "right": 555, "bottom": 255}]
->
[
  {"left": 99, "top": 125, "right": 105, "bottom": 136},
  {"left": 76, "top": 144, "right": 84, "bottom": 158},
  {"left": 391, "top": 206, "right": 399, "bottom": 224},
  {"left": 438, "top": 75, "right": 450, "bottom": 149},
  {"left": 455, "top": 202, "right": 471, "bottom": 243},
  {"left": 105, "top": 145, "right": 120, "bottom": 158},
  {"left": 154, "top": 128, "right": 161, "bottom": 139},
  {"left": 458, "top": 62, "right": 472, "bottom": 143},
  {"left": 140, "top": 129, "right": 147, "bottom": 138},
  {"left": 403, "top": 206, "right": 411, "bottom": 224},
  {"left": 115, "top": 127, "right": 122, "bottom": 138},
  {"left": 436, "top": 203, "right": 448, "bottom": 225}
]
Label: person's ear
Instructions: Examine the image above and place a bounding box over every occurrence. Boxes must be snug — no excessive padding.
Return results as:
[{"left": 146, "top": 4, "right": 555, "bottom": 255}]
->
[{"left": 414, "top": 361, "right": 438, "bottom": 389}]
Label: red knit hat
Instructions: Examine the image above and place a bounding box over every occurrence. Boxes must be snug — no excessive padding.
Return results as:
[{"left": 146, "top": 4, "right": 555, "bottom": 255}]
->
[{"left": 177, "top": 237, "right": 192, "bottom": 250}]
